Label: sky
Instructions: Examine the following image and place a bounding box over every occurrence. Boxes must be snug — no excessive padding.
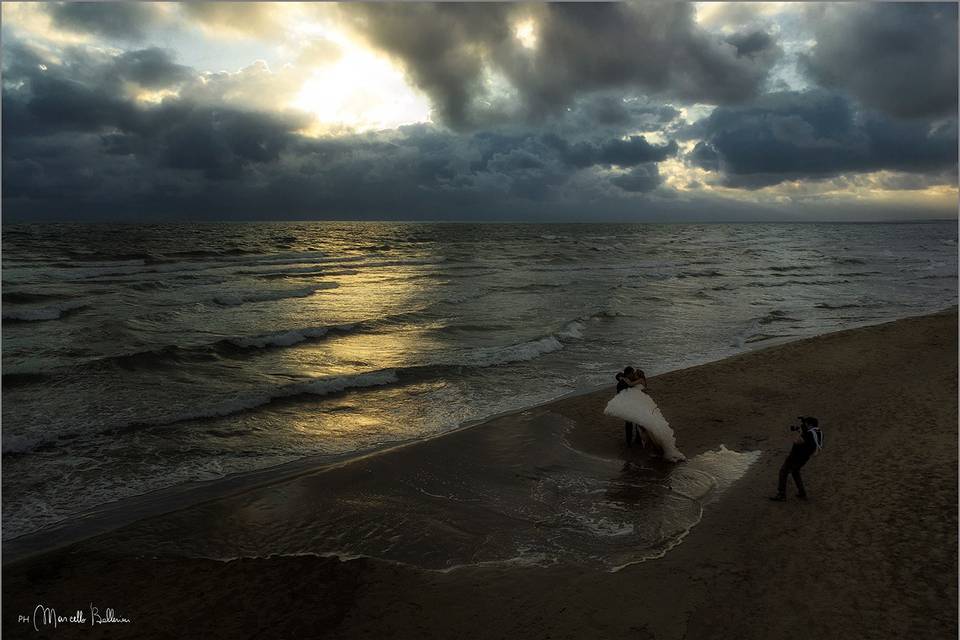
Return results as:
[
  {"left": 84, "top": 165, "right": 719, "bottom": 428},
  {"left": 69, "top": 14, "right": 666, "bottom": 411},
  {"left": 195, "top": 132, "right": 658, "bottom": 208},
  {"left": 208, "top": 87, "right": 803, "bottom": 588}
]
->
[{"left": 2, "top": 1, "right": 958, "bottom": 222}]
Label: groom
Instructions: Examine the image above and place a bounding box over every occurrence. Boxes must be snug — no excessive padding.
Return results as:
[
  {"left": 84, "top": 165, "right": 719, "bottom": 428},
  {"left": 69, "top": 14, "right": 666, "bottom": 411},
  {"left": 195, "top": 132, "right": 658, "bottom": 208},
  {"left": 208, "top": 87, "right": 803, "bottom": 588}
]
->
[{"left": 615, "top": 367, "right": 648, "bottom": 447}]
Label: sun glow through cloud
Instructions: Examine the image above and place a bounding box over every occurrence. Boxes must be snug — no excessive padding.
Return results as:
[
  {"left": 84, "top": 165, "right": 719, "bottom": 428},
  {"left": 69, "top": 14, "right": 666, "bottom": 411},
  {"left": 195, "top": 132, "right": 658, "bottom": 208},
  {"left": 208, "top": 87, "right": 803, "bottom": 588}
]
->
[
  {"left": 514, "top": 19, "right": 538, "bottom": 50},
  {"left": 291, "top": 39, "right": 432, "bottom": 134}
]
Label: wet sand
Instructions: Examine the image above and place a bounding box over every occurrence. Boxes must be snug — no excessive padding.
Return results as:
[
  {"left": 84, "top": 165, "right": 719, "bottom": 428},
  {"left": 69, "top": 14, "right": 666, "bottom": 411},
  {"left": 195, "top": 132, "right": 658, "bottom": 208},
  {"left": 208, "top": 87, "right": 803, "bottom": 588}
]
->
[{"left": 3, "top": 310, "right": 957, "bottom": 639}]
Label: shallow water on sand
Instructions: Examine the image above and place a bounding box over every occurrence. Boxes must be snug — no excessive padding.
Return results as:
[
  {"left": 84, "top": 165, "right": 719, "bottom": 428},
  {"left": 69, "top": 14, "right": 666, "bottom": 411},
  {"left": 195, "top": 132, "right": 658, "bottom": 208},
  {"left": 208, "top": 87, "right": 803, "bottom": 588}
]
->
[{"left": 73, "top": 411, "right": 759, "bottom": 572}]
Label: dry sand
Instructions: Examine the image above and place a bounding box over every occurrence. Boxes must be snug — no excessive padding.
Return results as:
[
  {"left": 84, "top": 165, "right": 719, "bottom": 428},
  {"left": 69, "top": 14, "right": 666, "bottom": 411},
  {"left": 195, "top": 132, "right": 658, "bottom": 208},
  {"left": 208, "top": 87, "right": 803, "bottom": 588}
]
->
[{"left": 3, "top": 310, "right": 957, "bottom": 639}]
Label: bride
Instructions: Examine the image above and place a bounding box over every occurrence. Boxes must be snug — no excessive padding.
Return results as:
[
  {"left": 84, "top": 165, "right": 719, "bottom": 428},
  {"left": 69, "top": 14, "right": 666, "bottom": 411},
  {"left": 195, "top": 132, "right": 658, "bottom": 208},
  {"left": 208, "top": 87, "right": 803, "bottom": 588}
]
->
[{"left": 606, "top": 367, "right": 685, "bottom": 462}]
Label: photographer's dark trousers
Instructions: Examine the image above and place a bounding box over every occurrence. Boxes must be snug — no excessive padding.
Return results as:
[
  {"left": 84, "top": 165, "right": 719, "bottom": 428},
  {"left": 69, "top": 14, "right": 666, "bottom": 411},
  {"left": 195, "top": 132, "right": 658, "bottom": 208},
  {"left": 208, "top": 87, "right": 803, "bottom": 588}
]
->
[{"left": 777, "top": 454, "right": 809, "bottom": 496}]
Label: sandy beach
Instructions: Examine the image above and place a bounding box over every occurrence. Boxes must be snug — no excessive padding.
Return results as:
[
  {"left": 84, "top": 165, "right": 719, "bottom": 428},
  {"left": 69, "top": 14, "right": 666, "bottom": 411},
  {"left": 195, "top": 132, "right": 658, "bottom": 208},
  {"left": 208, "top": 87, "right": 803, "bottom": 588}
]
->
[{"left": 3, "top": 309, "right": 956, "bottom": 640}]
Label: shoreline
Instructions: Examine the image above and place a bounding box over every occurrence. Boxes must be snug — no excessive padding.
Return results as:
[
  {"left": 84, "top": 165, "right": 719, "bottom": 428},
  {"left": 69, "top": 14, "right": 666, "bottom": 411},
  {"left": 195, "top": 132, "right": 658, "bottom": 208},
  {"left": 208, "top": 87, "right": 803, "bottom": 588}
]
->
[
  {"left": 2, "top": 308, "right": 956, "bottom": 639},
  {"left": 3, "top": 306, "right": 956, "bottom": 566}
]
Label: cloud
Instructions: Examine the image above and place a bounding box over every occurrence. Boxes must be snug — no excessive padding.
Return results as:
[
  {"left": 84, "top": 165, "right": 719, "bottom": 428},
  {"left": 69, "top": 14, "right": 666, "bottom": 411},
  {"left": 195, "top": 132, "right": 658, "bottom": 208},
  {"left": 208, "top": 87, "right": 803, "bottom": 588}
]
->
[
  {"left": 2, "top": 36, "right": 689, "bottom": 219},
  {"left": 112, "top": 48, "right": 194, "bottom": 89},
  {"left": 3, "top": 39, "right": 309, "bottom": 184},
  {"left": 542, "top": 134, "right": 677, "bottom": 169},
  {"left": 2, "top": 6, "right": 956, "bottom": 223},
  {"left": 801, "top": 3, "right": 958, "bottom": 118},
  {"left": 688, "top": 90, "right": 958, "bottom": 188},
  {"left": 338, "top": 2, "right": 781, "bottom": 129},
  {"left": 610, "top": 163, "right": 662, "bottom": 192},
  {"left": 179, "top": 60, "right": 304, "bottom": 114},
  {"left": 179, "top": 3, "right": 291, "bottom": 38},
  {"left": 295, "top": 39, "right": 342, "bottom": 67},
  {"left": 47, "top": 2, "right": 161, "bottom": 41},
  {"left": 5, "top": 37, "right": 952, "bottom": 222}
]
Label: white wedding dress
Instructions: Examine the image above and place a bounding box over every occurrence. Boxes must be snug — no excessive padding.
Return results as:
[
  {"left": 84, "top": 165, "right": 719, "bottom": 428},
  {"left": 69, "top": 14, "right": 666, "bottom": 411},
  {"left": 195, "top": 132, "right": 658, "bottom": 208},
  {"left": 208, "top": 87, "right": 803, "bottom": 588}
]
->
[{"left": 604, "top": 386, "right": 686, "bottom": 462}]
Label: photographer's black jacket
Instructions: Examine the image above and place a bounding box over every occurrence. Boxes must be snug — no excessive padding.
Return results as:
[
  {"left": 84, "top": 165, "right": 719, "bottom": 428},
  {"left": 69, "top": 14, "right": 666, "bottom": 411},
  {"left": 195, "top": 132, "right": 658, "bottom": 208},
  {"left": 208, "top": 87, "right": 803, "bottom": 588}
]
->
[{"left": 788, "top": 430, "right": 818, "bottom": 463}]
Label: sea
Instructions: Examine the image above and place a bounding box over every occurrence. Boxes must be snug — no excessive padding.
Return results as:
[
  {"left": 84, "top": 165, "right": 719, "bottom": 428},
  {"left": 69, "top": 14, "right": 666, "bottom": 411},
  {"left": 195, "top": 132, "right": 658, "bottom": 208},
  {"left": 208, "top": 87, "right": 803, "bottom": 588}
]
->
[{"left": 2, "top": 221, "right": 957, "bottom": 547}]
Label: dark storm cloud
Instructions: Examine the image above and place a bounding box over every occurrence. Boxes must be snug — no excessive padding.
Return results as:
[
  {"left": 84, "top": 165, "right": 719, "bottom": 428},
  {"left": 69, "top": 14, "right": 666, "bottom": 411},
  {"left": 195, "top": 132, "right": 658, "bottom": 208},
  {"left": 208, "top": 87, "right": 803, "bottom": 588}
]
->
[
  {"left": 725, "top": 31, "right": 774, "bottom": 59},
  {"left": 802, "top": 3, "right": 958, "bottom": 118},
  {"left": 689, "top": 90, "right": 958, "bottom": 188},
  {"left": 339, "top": 2, "right": 780, "bottom": 129},
  {"left": 580, "top": 97, "right": 680, "bottom": 129},
  {"left": 541, "top": 134, "right": 677, "bottom": 169},
  {"left": 112, "top": 49, "right": 194, "bottom": 89},
  {"left": 609, "top": 163, "right": 662, "bottom": 193},
  {"left": 4, "top": 0, "right": 957, "bottom": 224},
  {"left": 3, "top": 41, "right": 310, "bottom": 188},
  {"left": 2, "top": 39, "right": 684, "bottom": 220},
  {"left": 47, "top": 2, "right": 160, "bottom": 41}
]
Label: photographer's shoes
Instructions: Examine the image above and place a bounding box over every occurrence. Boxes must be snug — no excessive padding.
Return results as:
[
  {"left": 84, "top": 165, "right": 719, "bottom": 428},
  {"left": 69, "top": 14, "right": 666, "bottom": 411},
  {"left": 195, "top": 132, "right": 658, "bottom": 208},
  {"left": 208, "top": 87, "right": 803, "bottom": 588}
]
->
[{"left": 767, "top": 493, "right": 807, "bottom": 501}]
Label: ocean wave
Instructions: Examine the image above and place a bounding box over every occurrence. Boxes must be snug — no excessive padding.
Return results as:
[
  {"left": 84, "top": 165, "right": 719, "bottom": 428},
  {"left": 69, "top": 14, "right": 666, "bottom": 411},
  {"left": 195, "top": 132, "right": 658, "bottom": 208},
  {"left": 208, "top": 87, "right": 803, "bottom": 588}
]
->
[
  {"left": 768, "top": 265, "right": 817, "bottom": 272},
  {"left": 758, "top": 309, "right": 800, "bottom": 325},
  {"left": 814, "top": 302, "right": 879, "bottom": 310},
  {"left": 11, "top": 323, "right": 361, "bottom": 377},
  {"left": 228, "top": 324, "right": 355, "bottom": 349},
  {"left": 833, "top": 257, "right": 866, "bottom": 265},
  {"left": 66, "top": 251, "right": 159, "bottom": 263},
  {"left": 743, "top": 333, "right": 798, "bottom": 344},
  {"left": 2, "top": 372, "right": 53, "bottom": 388},
  {"left": 493, "top": 282, "right": 565, "bottom": 294},
  {"left": 2, "top": 290, "right": 69, "bottom": 304},
  {"left": 743, "top": 278, "right": 850, "bottom": 288},
  {"left": 2, "top": 300, "right": 89, "bottom": 322},
  {"left": 43, "top": 251, "right": 339, "bottom": 281},
  {"left": 2, "top": 433, "right": 48, "bottom": 455},
  {"left": 676, "top": 269, "right": 725, "bottom": 279},
  {"left": 229, "top": 257, "right": 443, "bottom": 279},
  {"left": 557, "top": 320, "right": 584, "bottom": 339},
  {"left": 454, "top": 317, "right": 589, "bottom": 368},
  {"left": 55, "top": 259, "right": 147, "bottom": 268},
  {"left": 4, "top": 369, "right": 403, "bottom": 455},
  {"left": 56, "top": 260, "right": 223, "bottom": 280},
  {"left": 127, "top": 370, "right": 401, "bottom": 429},
  {"left": 460, "top": 336, "right": 565, "bottom": 368},
  {"left": 235, "top": 266, "right": 358, "bottom": 278},
  {"left": 6, "top": 323, "right": 583, "bottom": 454},
  {"left": 164, "top": 248, "right": 258, "bottom": 259},
  {"left": 127, "top": 280, "right": 179, "bottom": 291},
  {"left": 212, "top": 283, "right": 337, "bottom": 306}
]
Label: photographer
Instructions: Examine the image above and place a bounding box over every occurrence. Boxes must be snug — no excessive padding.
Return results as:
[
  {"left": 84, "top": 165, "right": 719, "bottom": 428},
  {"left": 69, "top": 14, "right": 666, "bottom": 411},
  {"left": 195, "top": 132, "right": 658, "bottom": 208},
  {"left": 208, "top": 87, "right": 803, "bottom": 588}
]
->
[{"left": 770, "top": 416, "right": 823, "bottom": 502}]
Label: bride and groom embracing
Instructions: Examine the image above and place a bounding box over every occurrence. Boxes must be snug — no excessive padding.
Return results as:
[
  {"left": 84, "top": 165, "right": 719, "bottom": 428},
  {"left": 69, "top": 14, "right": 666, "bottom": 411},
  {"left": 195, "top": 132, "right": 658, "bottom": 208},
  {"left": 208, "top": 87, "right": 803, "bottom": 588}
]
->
[{"left": 606, "top": 366, "right": 686, "bottom": 463}]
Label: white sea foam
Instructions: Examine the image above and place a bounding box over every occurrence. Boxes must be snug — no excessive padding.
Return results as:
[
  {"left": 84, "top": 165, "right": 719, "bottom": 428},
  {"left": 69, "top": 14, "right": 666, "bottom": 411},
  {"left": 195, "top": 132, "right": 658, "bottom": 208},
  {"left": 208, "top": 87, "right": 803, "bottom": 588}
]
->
[
  {"left": 463, "top": 336, "right": 565, "bottom": 368},
  {"left": 604, "top": 387, "right": 686, "bottom": 462},
  {"left": 557, "top": 320, "right": 585, "bottom": 339}
]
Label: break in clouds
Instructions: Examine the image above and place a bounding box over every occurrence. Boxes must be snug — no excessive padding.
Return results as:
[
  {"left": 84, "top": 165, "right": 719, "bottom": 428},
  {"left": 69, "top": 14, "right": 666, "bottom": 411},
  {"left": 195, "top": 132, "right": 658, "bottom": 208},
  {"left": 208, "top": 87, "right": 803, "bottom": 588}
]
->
[{"left": 2, "top": 2, "right": 957, "bottom": 221}]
